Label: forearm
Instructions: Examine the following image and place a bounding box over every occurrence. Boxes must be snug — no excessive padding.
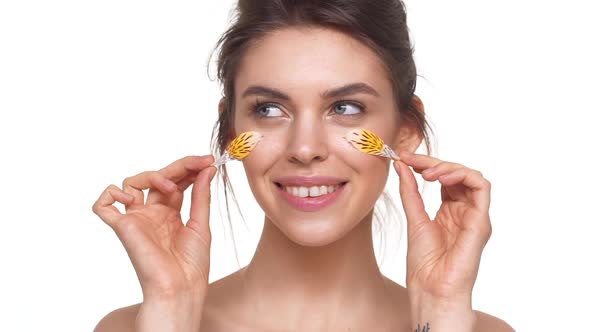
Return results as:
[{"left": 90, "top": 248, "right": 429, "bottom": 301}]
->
[
  {"left": 410, "top": 293, "right": 476, "bottom": 332},
  {"left": 135, "top": 291, "right": 205, "bottom": 332}
]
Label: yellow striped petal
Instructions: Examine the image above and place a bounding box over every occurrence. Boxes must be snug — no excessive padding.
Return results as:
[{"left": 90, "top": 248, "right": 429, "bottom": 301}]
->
[
  {"left": 211, "top": 131, "right": 263, "bottom": 167},
  {"left": 228, "top": 131, "right": 263, "bottom": 160},
  {"left": 344, "top": 128, "right": 399, "bottom": 160}
]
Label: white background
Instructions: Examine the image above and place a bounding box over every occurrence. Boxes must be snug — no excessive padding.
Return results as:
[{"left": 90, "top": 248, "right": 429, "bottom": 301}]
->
[{"left": 1, "top": 0, "right": 588, "bottom": 331}]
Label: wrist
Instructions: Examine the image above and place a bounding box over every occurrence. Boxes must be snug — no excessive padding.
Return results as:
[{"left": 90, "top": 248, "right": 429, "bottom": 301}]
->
[
  {"left": 136, "top": 290, "right": 206, "bottom": 332},
  {"left": 409, "top": 292, "right": 476, "bottom": 332}
]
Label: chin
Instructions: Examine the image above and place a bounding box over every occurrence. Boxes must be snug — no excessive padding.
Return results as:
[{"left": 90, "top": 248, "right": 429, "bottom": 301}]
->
[{"left": 268, "top": 213, "right": 360, "bottom": 247}]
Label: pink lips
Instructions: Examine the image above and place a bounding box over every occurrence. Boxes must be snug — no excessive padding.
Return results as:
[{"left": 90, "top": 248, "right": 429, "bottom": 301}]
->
[
  {"left": 273, "top": 175, "right": 347, "bottom": 187},
  {"left": 273, "top": 177, "right": 348, "bottom": 212}
]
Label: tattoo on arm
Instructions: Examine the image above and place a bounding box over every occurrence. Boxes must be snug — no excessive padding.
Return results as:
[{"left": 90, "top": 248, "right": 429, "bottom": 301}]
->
[{"left": 414, "top": 322, "right": 430, "bottom": 332}]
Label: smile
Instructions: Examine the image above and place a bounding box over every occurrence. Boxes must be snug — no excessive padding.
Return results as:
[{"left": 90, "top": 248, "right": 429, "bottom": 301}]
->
[
  {"left": 273, "top": 182, "right": 348, "bottom": 212},
  {"left": 275, "top": 183, "right": 346, "bottom": 198}
]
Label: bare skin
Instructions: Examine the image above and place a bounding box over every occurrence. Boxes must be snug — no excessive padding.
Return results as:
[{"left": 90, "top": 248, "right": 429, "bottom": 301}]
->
[
  {"left": 94, "top": 27, "right": 514, "bottom": 331},
  {"left": 95, "top": 274, "right": 508, "bottom": 332}
]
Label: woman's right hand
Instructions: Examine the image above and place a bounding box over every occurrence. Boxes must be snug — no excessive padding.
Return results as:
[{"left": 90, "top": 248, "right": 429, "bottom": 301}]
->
[{"left": 92, "top": 155, "right": 217, "bottom": 301}]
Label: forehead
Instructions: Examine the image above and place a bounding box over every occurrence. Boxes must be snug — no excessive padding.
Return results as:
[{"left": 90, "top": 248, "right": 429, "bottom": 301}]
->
[{"left": 234, "top": 27, "right": 391, "bottom": 96}]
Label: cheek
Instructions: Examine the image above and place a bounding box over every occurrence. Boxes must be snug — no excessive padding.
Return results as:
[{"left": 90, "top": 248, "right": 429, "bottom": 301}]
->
[
  {"left": 336, "top": 134, "right": 390, "bottom": 191},
  {"left": 351, "top": 155, "right": 390, "bottom": 215},
  {"left": 343, "top": 151, "right": 389, "bottom": 183},
  {"left": 241, "top": 131, "right": 286, "bottom": 182},
  {"left": 332, "top": 130, "right": 389, "bottom": 174}
]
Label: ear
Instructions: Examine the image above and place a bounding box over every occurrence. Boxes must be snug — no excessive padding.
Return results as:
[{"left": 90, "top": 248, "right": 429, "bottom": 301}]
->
[
  {"left": 218, "top": 97, "right": 226, "bottom": 116},
  {"left": 218, "top": 97, "right": 237, "bottom": 142},
  {"left": 393, "top": 95, "right": 425, "bottom": 155}
]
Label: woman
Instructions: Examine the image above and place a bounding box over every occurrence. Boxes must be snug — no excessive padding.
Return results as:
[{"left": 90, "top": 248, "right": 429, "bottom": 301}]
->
[{"left": 93, "top": 0, "right": 514, "bottom": 331}]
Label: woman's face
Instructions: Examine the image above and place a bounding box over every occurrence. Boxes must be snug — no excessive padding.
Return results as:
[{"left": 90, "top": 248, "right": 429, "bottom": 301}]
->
[{"left": 230, "top": 26, "right": 404, "bottom": 246}]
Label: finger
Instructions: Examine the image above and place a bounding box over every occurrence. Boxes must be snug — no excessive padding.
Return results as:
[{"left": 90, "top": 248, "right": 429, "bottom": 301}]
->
[
  {"left": 158, "top": 155, "right": 215, "bottom": 183},
  {"left": 176, "top": 162, "right": 220, "bottom": 193},
  {"left": 186, "top": 166, "right": 217, "bottom": 237},
  {"left": 420, "top": 161, "right": 465, "bottom": 181},
  {"left": 176, "top": 172, "right": 203, "bottom": 193},
  {"left": 144, "top": 155, "right": 216, "bottom": 206},
  {"left": 438, "top": 168, "right": 491, "bottom": 213},
  {"left": 92, "top": 184, "right": 134, "bottom": 226},
  {"left": 399, "top": 151, "right": 445, "bottom": 170},
  {"left": 394, "top": 160, "right": 431, "bottom": 233},
  {"left": 122, "top": 171, "right": 177, "bottom": 209}
]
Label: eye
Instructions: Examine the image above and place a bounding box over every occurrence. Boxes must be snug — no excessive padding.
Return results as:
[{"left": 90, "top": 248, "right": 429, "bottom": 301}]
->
[
  {"left": 333, "top": 101, "right": 365, "bottom": 116},
  {"left": 251, "top": 101, "right": 283, "bottom": 118}
]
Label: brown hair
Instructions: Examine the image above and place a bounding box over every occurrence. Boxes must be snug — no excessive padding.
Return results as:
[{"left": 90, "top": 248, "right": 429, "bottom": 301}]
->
[{"left": 207, "top": 0, "right": 435, "bottom": 267}]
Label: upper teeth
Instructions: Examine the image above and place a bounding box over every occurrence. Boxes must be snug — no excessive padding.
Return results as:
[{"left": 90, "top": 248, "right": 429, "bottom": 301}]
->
[{"left": 282, "top": 184, "right": 344, "bottom": 198}]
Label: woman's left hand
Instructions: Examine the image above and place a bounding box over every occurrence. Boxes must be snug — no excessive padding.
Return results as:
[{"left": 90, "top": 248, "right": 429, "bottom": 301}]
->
[{"left": 394, "top": 151, "right": 492, "bottom": 307}]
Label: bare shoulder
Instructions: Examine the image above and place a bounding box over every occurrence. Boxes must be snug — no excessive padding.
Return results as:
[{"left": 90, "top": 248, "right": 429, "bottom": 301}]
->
[
  {"left": 381, "top": 276, "right": 514, "bottom": 332},
  {"left": 93, "top": 303, "right": 141, "bottom": 332},
  {"left": 91, "top": 271, "right": 243, "bottom": 332},
  {"left": 474, "top": 310, "right": 515, "bottom": 332},
  {"left": 200, "top": 269, "right": 255, "bottom": 332}
]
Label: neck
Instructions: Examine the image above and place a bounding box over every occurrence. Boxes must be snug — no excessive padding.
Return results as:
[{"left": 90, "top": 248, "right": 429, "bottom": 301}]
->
[{"left": 235, "top": 211, "right": 397, "bottom": 329}]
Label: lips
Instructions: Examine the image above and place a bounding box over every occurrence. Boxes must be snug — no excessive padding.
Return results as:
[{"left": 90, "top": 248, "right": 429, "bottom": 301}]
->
[
  {"left": 273, "top": 175, "right": 348, "bottom": 187},
  {"left": 272, "top": 176, "right": 348, "bottom": 212},
  {"left": 274, "top": 182, "right": 345, "bottom": 197}
]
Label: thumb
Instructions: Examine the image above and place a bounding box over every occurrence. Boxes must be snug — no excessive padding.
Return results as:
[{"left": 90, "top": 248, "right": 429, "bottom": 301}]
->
[
  {"left": 186, "top": 166, "right": 216, "bottom": 237},
  {"left": 394, "top": 160, "right": 430, "bottom": 235}
]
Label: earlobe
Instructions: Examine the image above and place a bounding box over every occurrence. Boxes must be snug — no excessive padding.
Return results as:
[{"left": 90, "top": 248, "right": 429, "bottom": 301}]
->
[
  {"left": 217, "top": 97, "right": 237, "bottom": 144},
  {"left": 393, "top": 95, "right": 425, "bottom": 155},
  {"left": 412, "top": 94, "right": 425, "bottom": 114},
  {"left": 218, "top": 97, "right": 226, "bottom": 116},
  {"left": 394, "top": 126, "right": 422, "bottom": 155}
]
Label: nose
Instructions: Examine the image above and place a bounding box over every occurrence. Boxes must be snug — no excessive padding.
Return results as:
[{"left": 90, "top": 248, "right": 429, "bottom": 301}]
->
[{"left": 286, "top": 116, "right": 329, "bottom": 165}]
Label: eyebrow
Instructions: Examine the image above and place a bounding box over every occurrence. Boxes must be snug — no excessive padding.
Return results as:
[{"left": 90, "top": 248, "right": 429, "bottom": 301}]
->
[{"left": 241, "top": 82, "right": 381, "bottom": 100}]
